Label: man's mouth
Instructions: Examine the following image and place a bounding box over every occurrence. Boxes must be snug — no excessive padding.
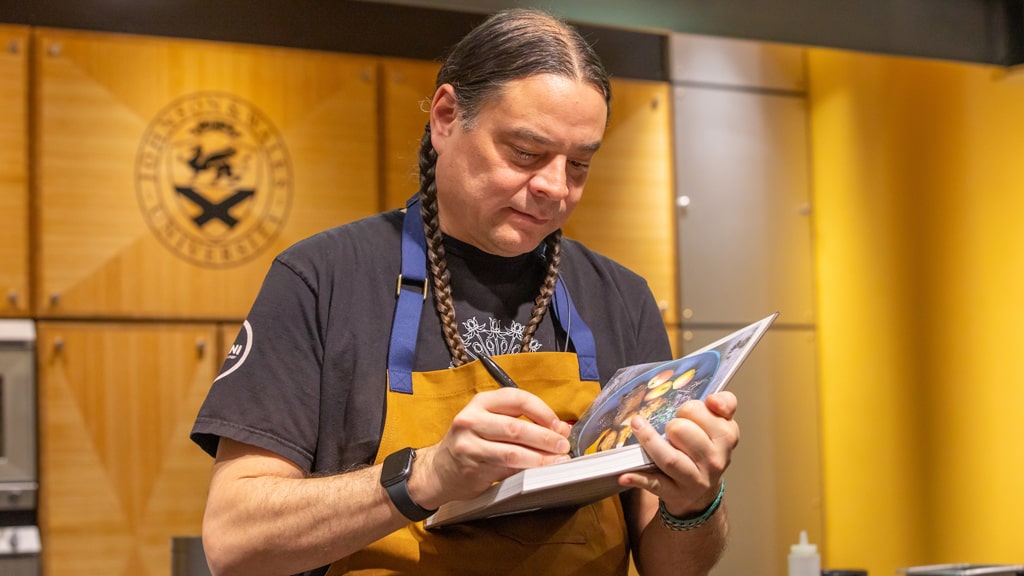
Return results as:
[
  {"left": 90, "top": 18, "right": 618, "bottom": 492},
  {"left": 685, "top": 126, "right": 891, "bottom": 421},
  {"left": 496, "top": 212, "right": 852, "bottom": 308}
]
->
[{"left": 509, "top": 207, "right": 554, "bottom": 225}]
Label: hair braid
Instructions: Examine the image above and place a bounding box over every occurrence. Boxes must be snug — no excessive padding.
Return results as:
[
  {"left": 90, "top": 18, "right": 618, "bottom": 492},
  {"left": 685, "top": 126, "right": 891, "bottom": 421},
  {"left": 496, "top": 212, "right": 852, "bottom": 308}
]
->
[
  {"left": 520, "top": 231, "right": 562, "bottom": 351},
  {"left": 418, "top": 125, "right": 471, "bottom": 366}
]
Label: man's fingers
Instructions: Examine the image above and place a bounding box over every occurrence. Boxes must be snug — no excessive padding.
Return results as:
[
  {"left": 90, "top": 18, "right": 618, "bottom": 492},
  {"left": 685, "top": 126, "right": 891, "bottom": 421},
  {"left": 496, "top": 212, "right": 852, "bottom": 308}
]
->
[
  {"left": 458, "top": 385, "right": 577, "bottom": 453},
  {"left": 630, "top": 415, "right": 702, "bottom": 481},
  {"left": 444, "top": 388, "right": 572, "bottom": 472},
  {"left": 469, "top": 388, "right": 567, "bottom": 432},
  {"left": 704, "top": 391, "right": 738, "bottom": 419},
  {"left": 459, "top": 414, "right": 570, "bottom": 455},
  {"left": 675, "top": 399, "right": 740, "bottom": 450}
]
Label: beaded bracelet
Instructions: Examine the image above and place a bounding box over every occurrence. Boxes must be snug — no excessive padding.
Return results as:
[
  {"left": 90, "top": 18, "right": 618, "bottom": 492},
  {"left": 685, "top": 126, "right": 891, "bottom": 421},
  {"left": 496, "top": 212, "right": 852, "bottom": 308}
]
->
[{"left": 658, "top": 480, "right": 725, "bottom": 531}]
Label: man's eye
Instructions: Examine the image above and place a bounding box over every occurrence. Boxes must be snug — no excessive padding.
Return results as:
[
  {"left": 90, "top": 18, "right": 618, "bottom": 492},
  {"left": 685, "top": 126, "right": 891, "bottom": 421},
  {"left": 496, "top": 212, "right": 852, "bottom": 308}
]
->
[
  {"left": 513, "top": 148, "right": 537, "bottom": 161},
  {"left": 570, "top": 160, "right": 590, "bottom": 170}
]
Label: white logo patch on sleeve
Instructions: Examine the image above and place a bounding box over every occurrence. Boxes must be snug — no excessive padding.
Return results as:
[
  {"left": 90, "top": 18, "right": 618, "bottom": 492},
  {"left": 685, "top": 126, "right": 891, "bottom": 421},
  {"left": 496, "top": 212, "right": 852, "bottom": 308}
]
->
[{"left": 215, "top": 320, "right": 254, "bottom": 382}]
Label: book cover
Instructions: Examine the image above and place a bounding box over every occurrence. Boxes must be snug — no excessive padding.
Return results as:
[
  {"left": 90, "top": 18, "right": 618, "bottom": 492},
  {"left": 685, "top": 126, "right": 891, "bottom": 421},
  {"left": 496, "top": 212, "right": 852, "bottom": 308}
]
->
[{"left": 424, "top": 312, "right": 778, "bottom": 529}]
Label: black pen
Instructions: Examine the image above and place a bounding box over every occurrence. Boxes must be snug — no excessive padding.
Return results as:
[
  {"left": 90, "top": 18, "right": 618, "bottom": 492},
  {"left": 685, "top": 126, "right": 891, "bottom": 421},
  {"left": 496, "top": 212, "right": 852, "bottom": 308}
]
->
[{"left": 479, "top": 355, "right": 518, "bottom": 388}]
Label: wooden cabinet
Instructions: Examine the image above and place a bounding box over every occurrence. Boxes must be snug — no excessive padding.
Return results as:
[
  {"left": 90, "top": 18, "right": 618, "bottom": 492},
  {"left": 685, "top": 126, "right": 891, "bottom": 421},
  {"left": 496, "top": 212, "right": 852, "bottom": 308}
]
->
[
  {"left": 673, "top": 84, "right": 815, "bottom": 325},
  {"left": 671, "top": 34, "right": 814, "bottom": 326},
  {"left": 32, "top": 29, "right": 380, "bottom": 319},
  {"left": 37, "top": 322, "right": 221, "bottom": 576},
  {"left": 0, "top": 25, "right": 29, "bottom": 316}
]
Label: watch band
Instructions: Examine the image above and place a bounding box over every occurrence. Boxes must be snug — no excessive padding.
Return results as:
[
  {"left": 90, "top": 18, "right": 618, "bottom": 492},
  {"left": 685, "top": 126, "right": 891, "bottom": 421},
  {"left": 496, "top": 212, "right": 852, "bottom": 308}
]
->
[
  {"left": 381, "top": 448, "right": 437, "bottom": 522},
  {"left": 384, "top": 478, "right": 437, "bottom": 522}
]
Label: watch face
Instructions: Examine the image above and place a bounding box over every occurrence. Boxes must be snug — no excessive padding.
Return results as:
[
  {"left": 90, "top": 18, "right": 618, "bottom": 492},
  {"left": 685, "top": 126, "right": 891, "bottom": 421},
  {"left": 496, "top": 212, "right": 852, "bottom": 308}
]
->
[{"left": 381, "top": 448, "right": 414, "bottom": 487}]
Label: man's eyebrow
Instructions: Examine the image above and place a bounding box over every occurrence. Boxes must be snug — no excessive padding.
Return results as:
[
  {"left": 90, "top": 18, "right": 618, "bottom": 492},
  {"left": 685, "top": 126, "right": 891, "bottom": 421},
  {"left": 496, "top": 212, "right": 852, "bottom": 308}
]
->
[{"left": 508, "top": 127, "right": 602, "bottom": 153}]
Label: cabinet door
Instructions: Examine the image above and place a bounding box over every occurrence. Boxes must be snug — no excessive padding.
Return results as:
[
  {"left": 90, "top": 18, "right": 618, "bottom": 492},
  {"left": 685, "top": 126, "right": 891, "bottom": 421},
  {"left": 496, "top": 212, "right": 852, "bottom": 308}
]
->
[
  {"left": 682, "top": 328, "right": 824, "bottom": 576},
  {"left": 0, "top": 26, "right": 29, "bottom": 316},
  {"left": 674, "top": 86, "right": 814, "bottom": 325},
  {"left": 33, "top": 29, "right": 379, "bottom": 318},
  {"left": 565, "top": 79, "right": 677, "bottom": 324},
  {"left": 38, "top": 322, "right": 219, "bottom": 576}
]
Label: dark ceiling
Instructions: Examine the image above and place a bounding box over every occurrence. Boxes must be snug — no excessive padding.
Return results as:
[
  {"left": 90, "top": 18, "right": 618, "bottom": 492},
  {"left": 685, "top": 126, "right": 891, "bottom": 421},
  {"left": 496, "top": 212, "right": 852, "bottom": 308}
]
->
[{"left": 1, "top": 0, "right": 1021, "bottom": 73}]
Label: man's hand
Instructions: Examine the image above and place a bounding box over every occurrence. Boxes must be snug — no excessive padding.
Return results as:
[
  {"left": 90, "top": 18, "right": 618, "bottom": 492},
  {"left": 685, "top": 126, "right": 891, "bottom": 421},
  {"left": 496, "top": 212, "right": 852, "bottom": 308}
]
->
[
  {"left": 619, "top": 391, "right": 739, "bottom": 517},
  {"left": 410, "top": 388, "right": 572, "bottom": 510}
]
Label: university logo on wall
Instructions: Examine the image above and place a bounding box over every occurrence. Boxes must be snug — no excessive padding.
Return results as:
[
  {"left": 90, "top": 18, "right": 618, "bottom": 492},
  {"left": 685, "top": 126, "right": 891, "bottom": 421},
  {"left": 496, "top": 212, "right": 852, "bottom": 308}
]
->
[{"left": 135, "top": 92, "right": 293, "bottom": 268}]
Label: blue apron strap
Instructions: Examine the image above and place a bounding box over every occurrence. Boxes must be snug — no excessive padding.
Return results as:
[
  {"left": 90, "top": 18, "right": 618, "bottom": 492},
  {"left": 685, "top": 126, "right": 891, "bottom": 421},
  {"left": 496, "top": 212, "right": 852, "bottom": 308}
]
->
[
  {"left": 386, "top": 196, "right": 428, "bottom": 393},
  {"left": 387, "top": 195, "right": 601, "bottom": 392},
  {"left": 552, "top": 277, "right": 600, "bottom": 381}
]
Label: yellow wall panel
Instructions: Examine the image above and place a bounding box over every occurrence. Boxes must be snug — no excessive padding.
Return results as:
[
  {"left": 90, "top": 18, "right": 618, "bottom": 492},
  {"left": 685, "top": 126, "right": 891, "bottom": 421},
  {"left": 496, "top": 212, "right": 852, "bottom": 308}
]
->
[
  {"left": 565, "top": 80, "right": 677, "bottom": 324},
  {"left": 0, "top": 25, "right": 29, "bottom": 316},
  {"left": 37, "top": 322, "right": 220, "bottom": 576},
  {"left": 810, "top": 47, "right": 1024, "bottom": 572},
  {"left": 911, "top": 61, "right": 1024, "bottom": 565},
  {"left": 809, "top": 48, "right": 930, "bottom": 573},
  {"left": 33, "top": 29, "right": 380, "bottom": 318}
]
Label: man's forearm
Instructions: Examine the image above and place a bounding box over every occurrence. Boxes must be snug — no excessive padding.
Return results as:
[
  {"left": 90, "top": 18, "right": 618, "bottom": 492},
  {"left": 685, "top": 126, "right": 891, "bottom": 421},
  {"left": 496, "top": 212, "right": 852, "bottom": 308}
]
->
[
  {"left": 203, "top": 463, "right": 406, "bottom": 576},
  {"left": 633, "top": 503, "right": 729, "bottom": 576},
  {"left": 622, "top": 483, "right": 729, "bottom": 573},
  {"left": 200, "top": 387, "right": 588, "bottom": 576}
]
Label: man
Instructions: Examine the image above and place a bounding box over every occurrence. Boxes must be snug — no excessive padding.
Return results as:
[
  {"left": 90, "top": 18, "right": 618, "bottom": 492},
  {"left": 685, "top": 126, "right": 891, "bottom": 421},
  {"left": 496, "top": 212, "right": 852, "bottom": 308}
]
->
[{"left": 192, "top": 9, "right": 739, "bottom": 576}]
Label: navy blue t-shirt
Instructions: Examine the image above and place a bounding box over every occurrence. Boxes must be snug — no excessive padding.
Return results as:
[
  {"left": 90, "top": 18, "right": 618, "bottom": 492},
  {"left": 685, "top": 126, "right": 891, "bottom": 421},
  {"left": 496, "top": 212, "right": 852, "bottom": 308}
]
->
[{"left": 191, "top": 208, "right": 671, "bottom": 475}]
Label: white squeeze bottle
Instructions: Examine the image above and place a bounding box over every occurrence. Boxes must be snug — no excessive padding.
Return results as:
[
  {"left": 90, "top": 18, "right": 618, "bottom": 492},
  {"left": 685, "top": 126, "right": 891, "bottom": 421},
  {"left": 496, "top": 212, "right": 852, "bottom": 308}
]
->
[{"left": 788, "top": 530, "right": 821, "bottom": 576}]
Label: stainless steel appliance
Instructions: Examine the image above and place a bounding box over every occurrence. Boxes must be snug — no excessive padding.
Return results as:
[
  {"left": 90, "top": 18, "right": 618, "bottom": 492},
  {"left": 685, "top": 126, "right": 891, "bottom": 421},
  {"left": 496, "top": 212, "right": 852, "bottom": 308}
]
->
[
  {"left": 0, "top": 526, "right": 40, "bottom": 576},
  {"left": 172, "top": 537, "right": 212, "bottom": 576},
  {"left": 0, "top": 320, "right": 40, "bottom": 575}
]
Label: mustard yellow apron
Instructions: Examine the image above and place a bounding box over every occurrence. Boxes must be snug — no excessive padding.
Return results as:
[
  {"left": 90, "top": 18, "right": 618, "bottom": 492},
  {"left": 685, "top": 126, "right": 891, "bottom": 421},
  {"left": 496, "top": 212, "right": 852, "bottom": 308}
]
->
[
  {"left": 327, "top": 197, "right": 629, "bottom": 574},
  {"left": 328, "top": 353, "right": 630, "bottom": 575}
]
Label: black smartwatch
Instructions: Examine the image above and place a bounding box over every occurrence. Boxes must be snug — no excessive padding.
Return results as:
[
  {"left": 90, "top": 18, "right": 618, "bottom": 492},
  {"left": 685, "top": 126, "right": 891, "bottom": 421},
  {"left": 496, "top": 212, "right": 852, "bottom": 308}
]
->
[{"left": 380, "top": 447, "right": 437, "bottom": 522}]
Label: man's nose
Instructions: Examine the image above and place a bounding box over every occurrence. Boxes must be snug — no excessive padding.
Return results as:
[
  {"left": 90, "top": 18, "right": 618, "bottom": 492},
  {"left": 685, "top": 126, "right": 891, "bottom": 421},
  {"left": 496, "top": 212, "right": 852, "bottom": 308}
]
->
[{"left": 529, "top": 156, "right": 569, "bottom": 200}]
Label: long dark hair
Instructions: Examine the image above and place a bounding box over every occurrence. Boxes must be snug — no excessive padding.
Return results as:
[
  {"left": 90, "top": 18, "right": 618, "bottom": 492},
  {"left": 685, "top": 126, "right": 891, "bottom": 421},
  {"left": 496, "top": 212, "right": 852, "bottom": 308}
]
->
[{"left": 417, "top": 9, "right": 611, "bottom": 365}]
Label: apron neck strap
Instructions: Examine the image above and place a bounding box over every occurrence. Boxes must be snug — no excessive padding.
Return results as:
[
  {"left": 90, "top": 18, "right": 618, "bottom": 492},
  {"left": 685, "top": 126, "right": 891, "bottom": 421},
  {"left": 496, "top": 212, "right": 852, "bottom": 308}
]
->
[{"left": 387, "top": 195, "right": 599, "bottom": 393}]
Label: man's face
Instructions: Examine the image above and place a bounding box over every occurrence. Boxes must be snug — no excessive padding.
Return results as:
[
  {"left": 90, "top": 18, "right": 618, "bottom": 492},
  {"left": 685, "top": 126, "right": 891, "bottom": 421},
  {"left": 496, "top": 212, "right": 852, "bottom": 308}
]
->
[{"left": 430, "top": 74, "right": 608, "bottom": 257}]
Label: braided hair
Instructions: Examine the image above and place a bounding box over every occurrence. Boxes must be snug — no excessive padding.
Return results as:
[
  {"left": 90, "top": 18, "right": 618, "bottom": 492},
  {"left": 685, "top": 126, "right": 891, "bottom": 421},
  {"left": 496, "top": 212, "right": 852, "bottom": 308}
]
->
[{"left": 417, "top": 9, "right": 611, "bottom": 365}]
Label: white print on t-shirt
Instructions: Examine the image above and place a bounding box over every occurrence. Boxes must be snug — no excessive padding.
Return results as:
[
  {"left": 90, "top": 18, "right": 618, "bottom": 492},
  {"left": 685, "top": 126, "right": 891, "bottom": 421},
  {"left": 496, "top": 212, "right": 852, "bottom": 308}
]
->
[
  {"left": 461, "top": 316, "right": 542, "bottom": 359},
  {"left": 215, "top": 320, "right": 253, "bottom": 382}
]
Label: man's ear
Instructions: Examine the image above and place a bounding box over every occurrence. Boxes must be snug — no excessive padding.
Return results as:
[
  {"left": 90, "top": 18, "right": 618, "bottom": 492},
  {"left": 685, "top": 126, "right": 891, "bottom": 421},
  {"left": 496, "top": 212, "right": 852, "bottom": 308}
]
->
[{"left": 429, "top": 83, "right": 458, "bottom": 154}]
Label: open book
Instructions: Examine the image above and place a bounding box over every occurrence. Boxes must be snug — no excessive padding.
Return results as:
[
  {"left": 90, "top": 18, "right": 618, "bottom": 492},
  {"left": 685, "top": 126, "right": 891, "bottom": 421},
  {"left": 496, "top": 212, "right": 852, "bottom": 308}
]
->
[{"left": 424, "top": 312, "right": 778, "bottom": 529}]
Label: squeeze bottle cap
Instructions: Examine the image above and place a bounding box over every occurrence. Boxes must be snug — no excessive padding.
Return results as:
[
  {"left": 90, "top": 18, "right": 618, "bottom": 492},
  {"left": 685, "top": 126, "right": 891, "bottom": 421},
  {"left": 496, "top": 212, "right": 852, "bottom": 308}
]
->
[{"left": 790, "top": 530, "right": 818, "bottom": 555}]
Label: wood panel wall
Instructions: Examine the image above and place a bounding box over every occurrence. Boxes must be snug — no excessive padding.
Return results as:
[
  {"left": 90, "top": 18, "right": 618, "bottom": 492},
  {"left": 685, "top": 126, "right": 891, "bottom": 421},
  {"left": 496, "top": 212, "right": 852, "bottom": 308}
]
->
[
  {"left": 33, "top": 28, "right": 379, "bottom": 319},
  {"left": 382, "top": 58, "right": 438, "bottom": 211},
  {"left": 37, "top": 322, "right": 221, "bottom": 576},
  {"left": 0, "top": 25, "right": 29, "bottom": 316}
]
